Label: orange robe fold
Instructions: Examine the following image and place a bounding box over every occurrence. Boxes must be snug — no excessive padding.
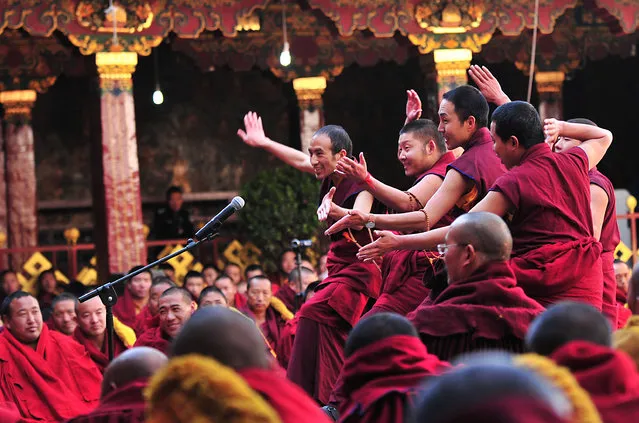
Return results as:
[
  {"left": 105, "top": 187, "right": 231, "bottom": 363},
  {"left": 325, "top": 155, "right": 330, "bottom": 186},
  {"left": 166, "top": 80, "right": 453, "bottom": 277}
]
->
[
  {"left": 0, "top": 325, "right": 102, "bottom": 422},
  {"left": 337, "top": 335, "right": 450, "bottom": 423},
  {"left": 551, "top": 341, "right": 639, "bottom": 423},
  {"left": 491, "top": 144, "right": 603, "bottom": 309},
  {"left": 65, "top": 379, "right": 147, "bottom": 423},
  {"left": 408, "top": 261, "right": 545, "bottom": 361},
  {"left": 240, "top": 367, "right": 331, "bottom": 423}
]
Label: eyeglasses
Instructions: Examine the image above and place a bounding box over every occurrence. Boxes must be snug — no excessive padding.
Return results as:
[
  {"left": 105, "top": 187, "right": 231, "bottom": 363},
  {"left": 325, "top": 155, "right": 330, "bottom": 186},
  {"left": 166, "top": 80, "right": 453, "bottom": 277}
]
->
[{"left": 437, "top": 243, "right": 468, "bottom": 255}]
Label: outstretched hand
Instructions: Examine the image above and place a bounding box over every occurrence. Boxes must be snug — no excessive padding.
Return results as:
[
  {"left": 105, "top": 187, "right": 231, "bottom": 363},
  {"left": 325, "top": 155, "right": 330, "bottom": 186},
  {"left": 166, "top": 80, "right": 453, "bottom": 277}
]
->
[
  {"left": 405, "top": 89, "right": 422, "bottom": 124},
  {"left": 336, "top": 153, "right": 369, "bottom": 184},
  {"left": 317, "top": 187, "right": 337, "bottom": 221},
  {"left": 237, "top": 112, "right": 269, "bottom": 148},
  {"left": 468, "top": 65, "right": 510, "bottom": 106},
  {"left": 544, "top": 118, "right": 564, "bottom": 149},
  {"left": 357, "top": 231, "right": 399, "bottom": 261},
  {"left": 325, "top": 209, "right": 367, "bottom": 235}
]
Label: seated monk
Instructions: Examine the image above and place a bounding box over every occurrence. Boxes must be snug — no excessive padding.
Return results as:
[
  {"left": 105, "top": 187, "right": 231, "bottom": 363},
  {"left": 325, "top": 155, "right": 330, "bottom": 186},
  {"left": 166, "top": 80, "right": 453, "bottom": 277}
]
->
[
  {"left": 616, "top": 259, "right": 633, "bottom": 328},
  {"left": 134, "top": 276, "right": 174, "bottom": 335},
  {"left": 412, "top": 357, "right": 573, "bottom": 423},
  {"left": 66, "top": 347, "right": 168, "bottom": 423},
  {"left": 47, "top": 292, "right": 78, "bottom": 336},
  {"left": 134, "top": 287, "right": 196, "bottom": 354},
  {"left": 183, "top": 270, "right": 206, "bottom": 301},
  {"left": 0, "top": 291, "right": 102, "bottom": 422},
  {"left": 36, "top": 269, "right": 62, "bottom": 320},
  {"left": 198, "top": 286, "right": 228, "bottom": 308},
  {"left": 241, "top": 276, "right": 293, "bottom": 351},
  {"left": 172, "top": 306, "right": 331, "bottom": 423},
  {"left": 146, "top": 354, "right": 281, "bottom": 423},
  {"left": 526, "top": 301, "right": 639, "bottom": 422},
  {"left": 112, "top": 266, "right": 152, "bottom": 328},
  {"left": 215, "top": 274, "right": 247, "bottom": 309},
  {"left": 73, "top": 296, "right": 136, "bottom": 373},
  {"left": 276, "top": 266, "right": 317, "bottom": 313},
  {"left": 277, "top": 282, "right": 319, "bottom": 369},
  {"left": 407, "top": 212, "right": 545, "bottom": 360},
  {"left": 334, "top": 313, "right": 450, "bottom": 423}
]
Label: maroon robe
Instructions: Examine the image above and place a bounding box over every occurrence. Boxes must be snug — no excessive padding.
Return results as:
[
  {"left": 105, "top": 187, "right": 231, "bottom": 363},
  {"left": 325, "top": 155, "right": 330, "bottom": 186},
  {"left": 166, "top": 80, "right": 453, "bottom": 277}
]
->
[
  {"left": 368, "top": 152, "right": 456, "bottom": 317},
  {"left": 240, "top": 305, "right": 287, "bottom": 351},
  {"left": 73, "top": 327, "right": 128, "bottom": 373},
  {"left": 276, "top": 316, "right": 298, "bottom": 369},
  {"left": 408, "top": 261, "right": 545, "bottom": 361},
  {"left": 240, "top": 367, "right": 331, "bottom": 423},
  {"left": 338, "top": 335, "right": 450, "bottom": 423},
  {"left": 491, "top": 144, "right": 603, "bottom": 309},
  {"left": 66, "top": 379, "right": 147, "bottom": 423},
  {"left": 133, "top": 305, "right": 158, "bottom": 336},
  {"left": 233, "top": 292, "right": 248, "bottom": 309},
  {"left": 0, "top": 325, "right": 102, "bottom": 422},
  {"left": 551, "top": 341, "right": 639, "bottom": 423},
  {"left": 617, "top": 287, "right": 632, "bottom": 329},
  {"left": 287, "top": 177, "right": 382, "bottom": 404},
  {"left": 590, "top": 168, "right": 620, "bottom": 324},
  {"left": 112, "top": 288, "right": 144, "bottom": 328},
  {"left": 447, "top": 127, "right": 507, "bottom": 218},
  {"left": 134, "top": 326, "right": 171, "bottom": 355},
  {"left": 275, "top": 283, "right": 298, "bottom": 313}
]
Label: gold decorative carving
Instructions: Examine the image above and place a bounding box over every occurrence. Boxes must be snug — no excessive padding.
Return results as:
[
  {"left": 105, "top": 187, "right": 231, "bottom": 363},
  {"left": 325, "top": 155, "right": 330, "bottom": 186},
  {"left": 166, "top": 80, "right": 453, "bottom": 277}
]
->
[
  {"left": 293, "top": 76, "right": 327, "bottom": 109},
  {"left": 75, "top": 1, "right": 154, "bottom": 33},
  {"left": 535, "top": 71, "right": 565, "bottom": 93},
  {"left": 415, "top": 0, "right": 484, "bottom": 34},
  {"left": 235, "top": 13, "right": 261, "bottom": 32},
  {"left": 0, "top": 90, "right": 37, "bottom": 118}
]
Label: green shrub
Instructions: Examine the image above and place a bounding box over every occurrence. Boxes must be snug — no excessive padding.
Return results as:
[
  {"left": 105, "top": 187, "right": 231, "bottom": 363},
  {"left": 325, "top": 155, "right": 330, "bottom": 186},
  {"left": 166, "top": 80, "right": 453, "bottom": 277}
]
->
[{"left": 239, "top": 166, "right": 322, "bottom": 272}]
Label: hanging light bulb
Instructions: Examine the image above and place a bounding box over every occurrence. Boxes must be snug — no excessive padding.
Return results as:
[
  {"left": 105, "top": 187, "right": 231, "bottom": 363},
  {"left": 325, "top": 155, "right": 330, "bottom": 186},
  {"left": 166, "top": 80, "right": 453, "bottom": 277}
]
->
[
  {"left": 279, "top": 0, "right": 292, "bottom": 67},
  {"left": 280, "top": 41, "right": 291, "bottom": 67},
  {"left": 152, "top": 86, "right": 164, "bottom": 105}
]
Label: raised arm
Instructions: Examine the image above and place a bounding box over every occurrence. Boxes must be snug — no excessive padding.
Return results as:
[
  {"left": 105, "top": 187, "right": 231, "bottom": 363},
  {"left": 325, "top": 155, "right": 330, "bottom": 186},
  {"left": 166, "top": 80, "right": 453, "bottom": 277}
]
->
[
  {"left": 543, "top": 119, "right": 613, "bottom": 170},
  {"left": 468, "top": 65, "right": 511, "bottom": 106},
  {"left": 335, "top": 153, "right": 443, "bottom": 213},
  {"left": 237, "top": 112, "right": 314, "bottom": 174}
]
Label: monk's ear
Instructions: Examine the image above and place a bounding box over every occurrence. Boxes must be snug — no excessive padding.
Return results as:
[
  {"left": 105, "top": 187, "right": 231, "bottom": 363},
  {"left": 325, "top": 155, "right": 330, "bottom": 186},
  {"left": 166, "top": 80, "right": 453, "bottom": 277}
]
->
[
  {"left": 465, "top": 115, "right": 477, "bottom": 131},
  {"left": 190, "top": 301, "right": 197, "bottom": 313},
  {"left": 463, "top": 244, "right": 476, "bottom": 266},
  {"left": 426, "top": 139, "right": 436, "bottom": 154},
  {"left": 336, "top": 149, "right": 347, "bottom": 160},
  {"left": 509, "top": 135, "right": 520, "bottom": 149}
]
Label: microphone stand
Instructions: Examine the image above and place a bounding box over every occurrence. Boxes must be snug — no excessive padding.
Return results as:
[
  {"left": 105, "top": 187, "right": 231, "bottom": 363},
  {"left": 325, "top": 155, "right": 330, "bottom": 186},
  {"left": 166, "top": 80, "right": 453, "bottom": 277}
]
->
[
  {"left": 293, "top": 246, "right": 304, "bottom": 312},
  {"left": 79, "top": 232, "right": 220, "bottom": 361}
]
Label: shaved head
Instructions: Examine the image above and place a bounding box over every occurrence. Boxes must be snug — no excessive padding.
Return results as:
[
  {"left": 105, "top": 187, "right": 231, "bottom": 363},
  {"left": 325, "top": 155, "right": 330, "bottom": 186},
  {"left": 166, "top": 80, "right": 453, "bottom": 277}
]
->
[
  {"left": 160, "top": 287, "right": 192, "bottom": 304},
  {"left": 526, "top": 301, "right": 612, "bottom": 356},
  {"left": 344, "top": 313, "right": 418, "bottom": 358},
  {"left": 102, "top": 347, "right": 168, "bottom": 397},
  {"left": 171, "top": 306, "right": 270, "bottom": 370},
  {"left": 450, "top": 212, "right": 512, "bottom": 261}
]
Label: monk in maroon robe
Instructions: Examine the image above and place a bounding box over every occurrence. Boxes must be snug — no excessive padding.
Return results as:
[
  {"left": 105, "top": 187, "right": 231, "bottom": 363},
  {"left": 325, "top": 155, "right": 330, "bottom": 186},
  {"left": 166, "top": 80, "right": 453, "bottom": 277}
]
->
[
  {"left": 198, "top": 285, "right": 229, "bottom": 308},
  {"left": 66, "top": 346, "right": 167, "bottom": 423},
  {"left": 134, "top": 277, "right": 174, "bottom": 335},
  {"left": 112, "top": 266, "right": 152, "bottom": 328},
  {"left": 552, "top": 117, "right": 620, "bottom": 324},
  {"left": 238, "top": 113, "right": 381, "bottom": 404},
  {"left": 275, "top": 266, "right": 316, "bottom": 312},
  {"left": 527, "top": 301, "right": 639, "bottom": 423},
  {"left": 73, "top": 296, "right": 133, "bottom": 373},
  {"left": 615, "top": 259, "right": 632, "bottom": 328},
  {"left": 172, "top": 306, "right": 331, "bottom": 423},
  {"left": 327, "top": 87, "right": 506, "bottom": 317},
  {"left": 336, "top": 313, "right": 450, "bottom": 423},
  {"left": 214, "top": 274, "right": 247, "bottom": 309},
  {"left": 134, "top": 287, "right": 195, "bottom": 354},
  {"left": 47, "top": 292, "right": 78, "bottom": 335},
  {"left": 0, "top": 292, "right": 102, "bottom": 422},
  {"left": 408, "top": 212, "right": 544, "bottom": 360},
  {"left": 240, "top": 276, "right": 292, "bottom": 350},
  {"left": 357, "top": 103, "right": 613, "bottom": 313}
]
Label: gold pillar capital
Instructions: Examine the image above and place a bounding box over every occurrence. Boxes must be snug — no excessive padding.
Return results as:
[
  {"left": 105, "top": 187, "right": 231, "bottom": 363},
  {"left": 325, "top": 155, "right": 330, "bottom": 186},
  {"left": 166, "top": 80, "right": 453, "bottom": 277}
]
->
[
  {"left": 293, "top": 76, "right": 327, "bottom": 110},
  {"left": 0, "top": 90, "right": 37, "bottom": 120},
  {"left": 96, "top": 52, "right": 138, "bottom": 94},
  {"left": 434, "top": 48, "right": 472, "bottom": 76},
  {"left": 535, "top": 71, "right": 565, "bottom": 93}
]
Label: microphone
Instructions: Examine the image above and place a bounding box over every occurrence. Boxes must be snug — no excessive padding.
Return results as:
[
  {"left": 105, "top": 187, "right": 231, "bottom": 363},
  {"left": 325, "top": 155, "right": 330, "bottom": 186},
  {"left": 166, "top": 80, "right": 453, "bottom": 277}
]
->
[
  {"left": 195, "top": 196, "right": 245, "bottom": 239},
  {"left": 291, "top": 239, "right": 313, "bottom": 249}
]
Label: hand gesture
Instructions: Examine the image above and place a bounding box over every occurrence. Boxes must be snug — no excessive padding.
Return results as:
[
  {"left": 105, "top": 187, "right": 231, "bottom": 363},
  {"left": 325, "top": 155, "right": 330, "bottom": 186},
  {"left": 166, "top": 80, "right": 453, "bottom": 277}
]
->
[
  {"left": 325, "top": 209, "right": 367, "bottom": 235},
  {"left": 357, "top": 231, "right": 399, "bottom": 261},
  {"left": 317, "top": 187, "right": 337, "bottom": 221},
  {"left": 544, "top": 118, "right": 564, "bottom": 149},
  {"left": 468, "top": 65, "right": 510, "bottom": 106},
  {"left": 335, "top": 153, "right": 369, "bottom": 184},
  {"left": 405, "top": 89, "right": 422, "bottom": 124},
  {"left": 237, "top": 112, "right": 269, "bottom": 148}
]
